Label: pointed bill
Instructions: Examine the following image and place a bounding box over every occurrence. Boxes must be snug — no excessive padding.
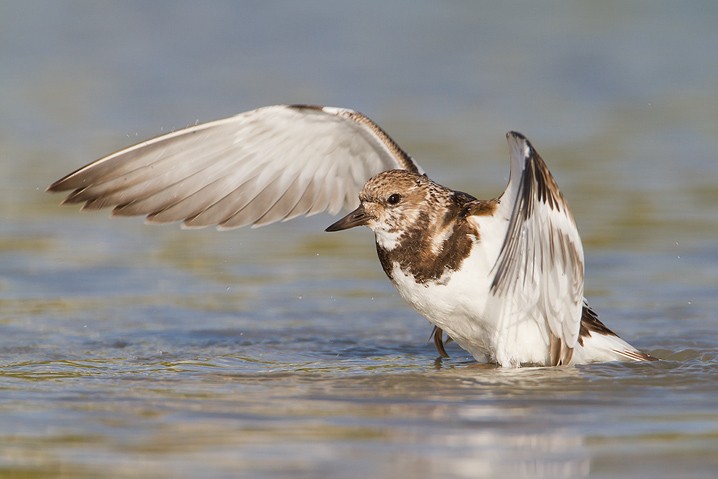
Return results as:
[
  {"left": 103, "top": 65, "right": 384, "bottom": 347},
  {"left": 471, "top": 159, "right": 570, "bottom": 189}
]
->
[{"left": 325, "top": 204, "right": 372, "bottom": 231}]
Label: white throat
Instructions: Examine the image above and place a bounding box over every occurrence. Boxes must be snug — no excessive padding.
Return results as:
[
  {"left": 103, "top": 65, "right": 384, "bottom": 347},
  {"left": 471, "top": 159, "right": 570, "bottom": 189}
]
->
[{"left": 374, "top": 229, "right": 402, "bottom": 251}]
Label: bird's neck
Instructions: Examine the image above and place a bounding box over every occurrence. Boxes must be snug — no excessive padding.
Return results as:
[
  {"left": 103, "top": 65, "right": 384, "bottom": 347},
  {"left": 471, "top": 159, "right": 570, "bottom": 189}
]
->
[{"left": 374, "top": 212, "right": 477, "bottom": 285}]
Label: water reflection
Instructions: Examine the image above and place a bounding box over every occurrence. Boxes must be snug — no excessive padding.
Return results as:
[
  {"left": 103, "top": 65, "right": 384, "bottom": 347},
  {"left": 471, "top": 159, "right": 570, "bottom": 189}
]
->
[
  {"left": 1, "top": 345, "right": 717, "bottom": 477},
  {"left": 413, "top": 428, "right": 589, "bottom": 478}
]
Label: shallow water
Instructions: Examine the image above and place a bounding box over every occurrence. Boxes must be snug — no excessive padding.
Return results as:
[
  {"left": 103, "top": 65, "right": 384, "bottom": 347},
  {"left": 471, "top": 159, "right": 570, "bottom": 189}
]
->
[{"left": 2, "top": 2, "right": 718, "bottom": 478}]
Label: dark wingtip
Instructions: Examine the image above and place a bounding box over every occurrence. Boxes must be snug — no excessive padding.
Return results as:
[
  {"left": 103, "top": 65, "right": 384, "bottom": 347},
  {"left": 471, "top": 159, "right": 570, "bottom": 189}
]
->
[
  {"left": 626, "top": 350, "right": 660, "bottom": 362},
  {"left": 288, "top": 104, "right": 326, "bottom": 112},
  {"left": 47, "top": 172, "right": 83, "bottom": 194},
  {"left": 46, "top": 179, "right": 65, "bottom": 193},
  {"left": 506, "top": 131, "right": 537, "bottom": 155},
  {"left": 507, "top": 130, "right": 527, "bottom": 141}
]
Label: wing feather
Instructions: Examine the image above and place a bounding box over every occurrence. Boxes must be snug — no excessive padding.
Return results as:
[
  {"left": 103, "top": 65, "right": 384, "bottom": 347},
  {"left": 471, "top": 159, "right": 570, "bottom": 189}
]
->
[
  {"left": 489, "top": 132, "right": 584, "bottom": 366},
  {"left": 48, "top": 105, "right": 423, "bottom": 229}
]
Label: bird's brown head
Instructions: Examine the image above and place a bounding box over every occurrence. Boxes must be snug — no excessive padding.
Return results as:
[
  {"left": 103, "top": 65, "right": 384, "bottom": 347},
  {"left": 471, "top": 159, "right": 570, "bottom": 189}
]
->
[{"left": 325, "top": 170, "right": 447, "bottom": 248}]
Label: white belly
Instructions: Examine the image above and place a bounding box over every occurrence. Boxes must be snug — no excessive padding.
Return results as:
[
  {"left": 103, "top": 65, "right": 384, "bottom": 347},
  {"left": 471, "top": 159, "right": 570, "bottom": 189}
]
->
[
  {"left": 388, "top": 241, "right": 499, "bottom": 360},
  {"left": 386, "top": 215, "right": 552, "bottom": 365}
]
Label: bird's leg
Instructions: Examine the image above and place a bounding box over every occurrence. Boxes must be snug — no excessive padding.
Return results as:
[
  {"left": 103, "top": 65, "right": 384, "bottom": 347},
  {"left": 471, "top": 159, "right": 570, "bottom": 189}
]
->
[{"left": 430, "top": 326, "right": 450, "bottom": 358}]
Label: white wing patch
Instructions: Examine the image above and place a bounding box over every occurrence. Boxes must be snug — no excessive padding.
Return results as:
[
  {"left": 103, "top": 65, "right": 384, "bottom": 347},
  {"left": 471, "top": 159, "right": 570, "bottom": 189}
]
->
[
  {"left": 48, "top": 105, "right": 422, "bottom": 230},
  {"left": 488, "top": 132, "right": 584, "bottom": 366}
]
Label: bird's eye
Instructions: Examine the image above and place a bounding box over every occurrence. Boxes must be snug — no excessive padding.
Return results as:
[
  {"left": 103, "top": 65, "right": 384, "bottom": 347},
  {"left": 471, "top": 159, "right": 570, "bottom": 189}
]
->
[{"left": 387, "top": 193, "right": 401, "bottom": 205}]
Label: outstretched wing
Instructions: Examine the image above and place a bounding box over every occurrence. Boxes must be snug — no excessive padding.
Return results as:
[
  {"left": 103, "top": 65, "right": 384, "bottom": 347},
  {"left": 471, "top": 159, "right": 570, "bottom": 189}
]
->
[
  {"left": 489, "top": 131, "right": 584, "bottom": 366},
  {"left": 48, "top": 105, "right": 423, "bottom": 229}
]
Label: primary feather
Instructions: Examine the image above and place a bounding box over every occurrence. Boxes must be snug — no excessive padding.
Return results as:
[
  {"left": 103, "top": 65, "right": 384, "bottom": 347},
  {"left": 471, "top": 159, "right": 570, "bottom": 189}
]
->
[{"left": 48, "top": 105, "right": 422, "bottom": 229}]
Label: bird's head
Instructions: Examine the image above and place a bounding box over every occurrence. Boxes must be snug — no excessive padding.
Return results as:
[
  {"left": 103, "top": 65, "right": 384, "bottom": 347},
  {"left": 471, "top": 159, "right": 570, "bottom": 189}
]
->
[{"left": 326, "top": 170, "right": 440, "bottom": 250}]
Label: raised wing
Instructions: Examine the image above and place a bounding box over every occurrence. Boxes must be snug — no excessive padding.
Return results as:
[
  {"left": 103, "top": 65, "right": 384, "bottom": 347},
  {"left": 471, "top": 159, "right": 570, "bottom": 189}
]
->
[
  {"left": 48, "top": 105, "right": 423, "bottom": 229},
  {"left": 489, "top": 132, "right": 584, "bottom": 366}
]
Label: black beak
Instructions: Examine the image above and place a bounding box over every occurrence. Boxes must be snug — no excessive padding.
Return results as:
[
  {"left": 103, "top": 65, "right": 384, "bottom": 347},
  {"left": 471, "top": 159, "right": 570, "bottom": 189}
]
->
[{"left": 325, "top": 204, "right": 371, "bottom": 232}]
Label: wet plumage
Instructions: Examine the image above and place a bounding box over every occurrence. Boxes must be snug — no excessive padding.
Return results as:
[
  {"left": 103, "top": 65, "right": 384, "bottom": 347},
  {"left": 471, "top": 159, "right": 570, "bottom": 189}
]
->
[{"left": 49, "top": 104, "right": 654, "bottom": 367}]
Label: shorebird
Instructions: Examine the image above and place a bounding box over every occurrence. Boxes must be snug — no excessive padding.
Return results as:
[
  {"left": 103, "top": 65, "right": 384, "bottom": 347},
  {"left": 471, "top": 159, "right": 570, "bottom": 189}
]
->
[{"left": 48, "top": 104, "right": 653, "bottom": 367}]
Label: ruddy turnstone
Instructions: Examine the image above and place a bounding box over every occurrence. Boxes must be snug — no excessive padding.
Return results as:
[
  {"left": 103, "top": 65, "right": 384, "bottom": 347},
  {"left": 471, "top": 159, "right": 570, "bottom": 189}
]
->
[{"left": 48, "top": 104, "right": 653, "bottom": 367}]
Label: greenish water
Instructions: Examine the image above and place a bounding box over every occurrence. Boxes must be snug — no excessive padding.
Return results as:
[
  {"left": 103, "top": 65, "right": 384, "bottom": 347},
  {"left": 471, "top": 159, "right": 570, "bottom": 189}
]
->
[{"left": 2, "top": 2, "right": 718, "bottom": 478}]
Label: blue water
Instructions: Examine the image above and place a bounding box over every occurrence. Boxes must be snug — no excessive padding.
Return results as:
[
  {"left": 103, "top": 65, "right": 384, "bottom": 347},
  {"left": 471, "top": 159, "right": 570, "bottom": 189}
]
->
[{"left": 1, "top": 2, "right": 718, "bottom": 478}]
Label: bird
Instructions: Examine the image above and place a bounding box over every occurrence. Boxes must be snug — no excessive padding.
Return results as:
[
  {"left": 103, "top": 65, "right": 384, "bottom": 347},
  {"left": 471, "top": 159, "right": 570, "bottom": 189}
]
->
[{"left": 48, "top": 104, "right": 654, "bottom": 367}]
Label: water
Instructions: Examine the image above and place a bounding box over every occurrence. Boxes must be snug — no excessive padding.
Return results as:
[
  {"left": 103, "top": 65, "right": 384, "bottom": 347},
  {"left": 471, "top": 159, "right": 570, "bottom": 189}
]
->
[{"left": 2, "top": 1, "right": 718, "bottom": 477}]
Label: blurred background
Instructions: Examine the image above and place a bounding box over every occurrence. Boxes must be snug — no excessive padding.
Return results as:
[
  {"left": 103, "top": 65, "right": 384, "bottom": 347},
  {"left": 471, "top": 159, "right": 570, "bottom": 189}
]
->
[
  {"left": 1, "top": 1, "right": 717, "bottom": 478},
  {"left": 4, "top": 2, "right": 718, "bottom": 248}
]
